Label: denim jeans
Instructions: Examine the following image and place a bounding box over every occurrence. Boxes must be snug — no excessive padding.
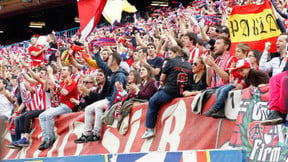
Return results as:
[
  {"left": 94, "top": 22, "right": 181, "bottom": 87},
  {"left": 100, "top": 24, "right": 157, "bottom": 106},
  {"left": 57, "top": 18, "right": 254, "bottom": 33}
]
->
[
  {"left": 145, "top": 89, "right": 175, "bottom": 129},
  {"left": 83, "top": 99, "right": 109, "bottom": 136},
  {"left": 39, "top": 104, "right": 71, "bottom": 141},
  {"left": 212, "top": 84, "right": 235, "bottom": 111},
  {"left": 14, "top": 112, "right": 28, "bottom": 141}
]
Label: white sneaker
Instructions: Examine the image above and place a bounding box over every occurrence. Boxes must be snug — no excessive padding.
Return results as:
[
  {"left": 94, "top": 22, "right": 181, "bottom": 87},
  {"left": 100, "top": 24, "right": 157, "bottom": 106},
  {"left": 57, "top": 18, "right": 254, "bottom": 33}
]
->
[{"left": 141, "top": 129, "right": 155, "bottom": 139}]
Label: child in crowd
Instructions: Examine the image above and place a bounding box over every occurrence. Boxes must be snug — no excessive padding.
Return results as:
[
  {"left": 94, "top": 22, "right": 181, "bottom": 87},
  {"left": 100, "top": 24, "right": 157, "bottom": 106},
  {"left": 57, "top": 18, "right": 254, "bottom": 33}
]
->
[{"left": 204, "top": 43, "right": 250, "bottom": 118}]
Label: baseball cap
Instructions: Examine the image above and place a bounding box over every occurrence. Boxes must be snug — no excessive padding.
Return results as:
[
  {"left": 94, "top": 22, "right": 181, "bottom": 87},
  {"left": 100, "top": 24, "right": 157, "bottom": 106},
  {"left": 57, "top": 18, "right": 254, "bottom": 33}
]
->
[
  {"left": 231, "top": 60, "right": 251, "bottom": 73},
  {"left": 216, "top": 26, "right": 229, "bottom": 35}
]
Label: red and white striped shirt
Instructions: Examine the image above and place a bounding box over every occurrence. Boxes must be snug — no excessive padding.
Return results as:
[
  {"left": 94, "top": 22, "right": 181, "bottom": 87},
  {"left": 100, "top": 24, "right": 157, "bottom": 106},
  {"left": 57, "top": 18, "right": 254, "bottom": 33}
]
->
[
  {"left": 189, "top": 47, "right": 200, "bottom": 64},
  {"left": 20, "top": 82, "right": 46, "bottom": 111}
]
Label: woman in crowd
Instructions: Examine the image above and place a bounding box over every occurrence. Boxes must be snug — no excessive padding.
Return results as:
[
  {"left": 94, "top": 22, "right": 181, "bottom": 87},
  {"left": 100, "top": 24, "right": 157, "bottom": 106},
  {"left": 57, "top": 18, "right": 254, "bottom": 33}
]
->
[
  {"left": 128, "top": 63, "right": 158, "bottom": 100},
  {"left": 183, "top": 57, "right": 208, "bottom": 97},
  {"left": 248, "top": 49, "right": 262, "bottom": 70}
]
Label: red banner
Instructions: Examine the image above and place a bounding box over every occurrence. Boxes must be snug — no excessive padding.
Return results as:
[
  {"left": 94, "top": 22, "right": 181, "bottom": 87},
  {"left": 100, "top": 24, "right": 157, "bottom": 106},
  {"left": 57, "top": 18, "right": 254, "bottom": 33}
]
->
[
  {"left": 2, "top": 96, "right": 235, "bottom": 160},
  {"left": 228, "top": 0, "right": 281, "bottom": 55}
]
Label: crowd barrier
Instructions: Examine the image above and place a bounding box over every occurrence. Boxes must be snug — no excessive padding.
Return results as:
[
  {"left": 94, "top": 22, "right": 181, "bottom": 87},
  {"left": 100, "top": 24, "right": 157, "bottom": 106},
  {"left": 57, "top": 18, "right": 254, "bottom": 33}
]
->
[
  {"left": 1, "top": 85, "right": 288, "bottom": 162},
  {"left": 2, "top": 150, "right": 246, "bottom": 162}
]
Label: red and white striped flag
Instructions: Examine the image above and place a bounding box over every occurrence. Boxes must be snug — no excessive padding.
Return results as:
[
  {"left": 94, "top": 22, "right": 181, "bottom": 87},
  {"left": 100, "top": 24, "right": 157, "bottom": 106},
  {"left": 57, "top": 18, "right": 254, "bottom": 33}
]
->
[{"left": 77, "top": 0, "right": 107, "bottom": 40}]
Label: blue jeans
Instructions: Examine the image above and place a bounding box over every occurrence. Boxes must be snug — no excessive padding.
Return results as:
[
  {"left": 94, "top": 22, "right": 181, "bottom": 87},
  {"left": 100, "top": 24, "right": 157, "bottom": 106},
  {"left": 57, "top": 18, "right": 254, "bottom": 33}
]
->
[
  {"left": 13, "top": 112, "right": 28, "bottom": 141},
  {"left": 212, "top": 84, "right": 235, "bottom": 111},
  {"left": 145, "top": 89, "right": 175, "bottom": 129},
  {"left": 39, "top": 104, "right": 71, "bottom": 141}
]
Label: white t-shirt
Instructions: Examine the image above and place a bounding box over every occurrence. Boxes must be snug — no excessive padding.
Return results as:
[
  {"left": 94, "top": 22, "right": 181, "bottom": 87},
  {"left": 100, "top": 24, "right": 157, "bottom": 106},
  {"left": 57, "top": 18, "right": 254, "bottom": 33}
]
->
[{"left": 0, "top": 93, "right": 13, "bottom": 119}]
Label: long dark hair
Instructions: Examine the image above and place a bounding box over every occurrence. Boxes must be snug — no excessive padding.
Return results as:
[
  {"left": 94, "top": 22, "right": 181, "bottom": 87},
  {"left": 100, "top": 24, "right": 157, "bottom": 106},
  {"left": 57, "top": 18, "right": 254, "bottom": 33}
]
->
[
  {"left": 129, "top": 70, "right": 141, "bottom": 85},
  {"left": 140, "top": 63, "right": 154, "bottom": 81}
]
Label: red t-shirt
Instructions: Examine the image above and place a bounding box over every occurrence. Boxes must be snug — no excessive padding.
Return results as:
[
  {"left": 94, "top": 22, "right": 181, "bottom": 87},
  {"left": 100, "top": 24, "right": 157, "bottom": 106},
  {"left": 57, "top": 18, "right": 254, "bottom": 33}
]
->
[
  {"left": 28, "top": 45, "right": 45, "bottom": 68},
  {"left": 59, "top": 79, "right": 78, "bottom": 110},
  {"left": 126, "top": 57, "right": 134, "bottom": 67}
]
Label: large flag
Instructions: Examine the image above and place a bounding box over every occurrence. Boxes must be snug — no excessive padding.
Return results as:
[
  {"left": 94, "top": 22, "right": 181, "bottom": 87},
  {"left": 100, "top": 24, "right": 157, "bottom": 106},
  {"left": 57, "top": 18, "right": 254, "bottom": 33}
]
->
[
  {"left": 228, "top": 0, "right": 282, "bottom": 54},
  {"left": 77, "top": 0, "right": 107, "bottom": 40},
  {"left": 102, "top": 0, "right": 137, "bottom": 24}
]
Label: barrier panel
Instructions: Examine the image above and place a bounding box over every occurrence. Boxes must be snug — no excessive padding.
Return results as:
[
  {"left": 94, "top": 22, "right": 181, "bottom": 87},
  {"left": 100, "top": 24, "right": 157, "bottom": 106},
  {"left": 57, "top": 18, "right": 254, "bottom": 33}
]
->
[
  {"left": 2, "top": 150, "right": 246, "bottom": 162},
  {"left": 1, "top": 95, "right": 235, "bottom": 159},
  {"left": 3, "top": 85, "right": 287, "bottom": 162},
  {"left": 230, "top": 86, "right": 288, "bottom": 162}
]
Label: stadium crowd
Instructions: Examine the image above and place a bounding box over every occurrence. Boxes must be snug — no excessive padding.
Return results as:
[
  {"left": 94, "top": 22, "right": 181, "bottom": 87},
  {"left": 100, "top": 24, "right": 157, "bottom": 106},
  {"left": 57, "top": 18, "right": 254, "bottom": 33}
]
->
[{"left": 0, "top": 0, "right": 288, "bottom": 150}]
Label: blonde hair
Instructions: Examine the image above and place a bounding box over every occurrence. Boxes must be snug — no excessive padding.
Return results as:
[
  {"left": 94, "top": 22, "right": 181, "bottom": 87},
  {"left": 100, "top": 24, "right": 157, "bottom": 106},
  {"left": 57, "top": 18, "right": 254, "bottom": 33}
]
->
[{"left": 236, "top": 43, "right": 250, "bottom": 55}]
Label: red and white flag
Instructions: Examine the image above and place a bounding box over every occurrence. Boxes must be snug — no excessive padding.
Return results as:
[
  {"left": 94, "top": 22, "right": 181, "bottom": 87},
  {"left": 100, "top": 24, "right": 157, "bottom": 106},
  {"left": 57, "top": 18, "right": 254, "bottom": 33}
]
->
[{"left": 77, "top": 0, "right": 107, "bottom": 40}]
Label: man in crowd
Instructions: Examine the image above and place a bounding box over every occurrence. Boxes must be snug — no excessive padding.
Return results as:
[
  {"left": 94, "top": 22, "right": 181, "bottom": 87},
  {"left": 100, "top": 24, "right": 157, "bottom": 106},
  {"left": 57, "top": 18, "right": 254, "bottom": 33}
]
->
[
  {"left": 141, "top": 43, "right": 163, "bottom": 81},
  {"left": 204, "top": 36, "right": 237, "bottom": 88},
  {"left": 74, "top": 51, "right": 127, "bottom": 142},
  {"left": 259, "top": 34, "right": 288, "bottom": 76},
  {"left": 71, "top": 70, "right": 110, "bottom": 112},
  {"left": 28, "top": 35, "right": 46, "bottom": 68},
  {"left": 182, "top": 32, "right": 200, "bottom": 63},
  {"left": 38, "top": 66, "right": 78, "bottom": 150}
]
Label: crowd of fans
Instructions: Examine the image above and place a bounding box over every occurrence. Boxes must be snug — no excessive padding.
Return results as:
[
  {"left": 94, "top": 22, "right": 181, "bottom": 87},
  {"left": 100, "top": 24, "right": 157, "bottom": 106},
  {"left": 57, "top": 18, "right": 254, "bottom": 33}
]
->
[{"left": 0, "top": 0, "right": 288, "bottom": 151}]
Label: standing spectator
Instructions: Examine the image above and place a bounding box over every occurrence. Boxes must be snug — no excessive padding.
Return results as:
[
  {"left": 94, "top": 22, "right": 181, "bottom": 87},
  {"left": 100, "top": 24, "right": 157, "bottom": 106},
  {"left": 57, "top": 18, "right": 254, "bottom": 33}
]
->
[
  {"left": 142, "top": 43, "right": 164, "bottom": 81},
  {"left": 259, "top": 34, "right": 288, "bottom": 76},
  {"left": 100, "top": 49, "right": 110, "bottom": 63},
  {"left": 182, "top": 32, "right": 200, "bottom": 64},
  {"left": 131, "top": 50, "right": 141, "bottom": 71},
  {"left": 142, "top": 46, "right": 192, "bottom": 139},
  {"left": 38, "top": 66, "right": 78, "bottom": 150},
  {"left": 28, "top": 35, "right": 46, "bottom": 68},
  {"left": 46, "top": 34, "right": 58, "bottom": 64}
]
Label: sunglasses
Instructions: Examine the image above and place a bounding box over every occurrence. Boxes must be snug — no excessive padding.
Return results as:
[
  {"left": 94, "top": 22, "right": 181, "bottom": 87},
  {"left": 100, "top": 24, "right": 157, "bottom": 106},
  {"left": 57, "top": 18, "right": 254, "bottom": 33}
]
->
[
  {"left": 193, "top": 62, "right": 198, "bottom": 66},
  {"left": 248, "top": 55, "right": 255, "bottom": 58},
  {"left": 83, "top": 81, "right": 94, "bottom": 84}
]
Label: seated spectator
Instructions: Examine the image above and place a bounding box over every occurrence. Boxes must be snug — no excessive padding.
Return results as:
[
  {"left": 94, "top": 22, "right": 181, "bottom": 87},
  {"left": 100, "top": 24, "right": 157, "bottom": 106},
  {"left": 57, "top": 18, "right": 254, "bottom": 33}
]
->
[
  {"left": 142, "top": 46, "right": 192, "bottom": 139},
  {"left": 11, "top": 65, "right": 49, "bottom": 148},
  {"left": 203, "top": 42, "right": 250, "bottom": 118},
  {"left": 38, "top": 66, "right": 78, "bottom": 150},
  {"left": 74, "top": 51, "right": 127, "bottom": 143},
  {"left": 114, "top": 64, "right": 158, "bottom": 118},
  {"left": 235, "top": 43, "right": 250, "bottom": 62},
  {"left": 204, "top": 60, "right": 269, "bottom": 118},
  {"left": 108, "top": 70, "right": 141, "bottom": 108},
  {"left": 0, "top": 78, "right": 14, "bottom": 121},
  {"left": 261, "top": 70, "right": 288, "bottom": 125},
  {"left": 259, "top": 34, "right": 288, "bottom": 76},
  {"left": 204, "top": 36, "right": 237, "bottom": 88},
  {"left": 183, "top": 57, "right": 207, "bottom": 97},
  {"left": 128, "top": 64, "right": 158, "bottom": 100},
  {"left": 71, "top": 71, "right": 110, "bottom": 111},
  {"left": 248, "top": 49, "right": 262, "bottom": 70}
]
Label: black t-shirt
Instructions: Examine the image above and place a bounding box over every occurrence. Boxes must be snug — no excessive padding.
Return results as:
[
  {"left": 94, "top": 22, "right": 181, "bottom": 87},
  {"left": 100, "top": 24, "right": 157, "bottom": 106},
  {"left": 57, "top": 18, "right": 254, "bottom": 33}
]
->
[
  {"left": 208, "top": 39, "right": 216, "bottom": 51},
  {"left": 148, "top": 56, "right": 164, "bottom": 80},
  {"left": 48, "top": 42, "right": 58, "bottom": 63},
  {"left": 190, "top": 72, "right": 208, "bottom": 91},
  {"left": 162, "top": 56, "right": 192, "bottom": 96}
]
